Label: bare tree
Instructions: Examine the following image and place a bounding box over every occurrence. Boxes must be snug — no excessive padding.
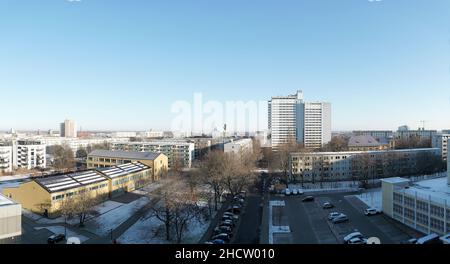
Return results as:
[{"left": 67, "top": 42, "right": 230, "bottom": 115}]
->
[
  {"left": 59, "top": 190, "right": 100, "bottom": 227},
  {"left": 149, "top": 176, "right": 200, "bottom": 243},
  {"left": 197, "top": 151, "right": 227, "bottom": 211},
  {"left": 273, "top": 136, "right": 304, "bottom": 183},
  {"left": 51, "top": 144, "right": 75, "bottom": 170}
]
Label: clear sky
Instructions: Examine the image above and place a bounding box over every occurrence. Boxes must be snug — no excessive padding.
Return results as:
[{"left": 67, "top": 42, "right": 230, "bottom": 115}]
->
[{"left": 1, "top": 0, "right": 450, "bottom": 132}]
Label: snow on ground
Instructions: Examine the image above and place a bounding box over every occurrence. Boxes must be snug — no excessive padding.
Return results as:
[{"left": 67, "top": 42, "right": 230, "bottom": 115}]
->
[
  {"left": 22, "top": 200, "right": 125, "bottom": 225},
  {"left": 84, "top": 197, "right": 149, "bottom": 236},
  {"left": 35, "top": 226, "right": 89, "bottom": 243},
  {"left": 355, "top": 188, "right": 382, "bottom": 209},
  {"left": 92, "top": 200, "right": 124, "bottom": 215},
  {"left": 132, "top": 182, "right": 163, "bottom": 195},
  {"left": 117, "top": 213, "right": 168, "bottom": 244},
  {"left": 0, "top": 174, "right": 31, "bottom": 182},
  {"left": 117, "top": 210, "right": 210, "bottom": 244}
]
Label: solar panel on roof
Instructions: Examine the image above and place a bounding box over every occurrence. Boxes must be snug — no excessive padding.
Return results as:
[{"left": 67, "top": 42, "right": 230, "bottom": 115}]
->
[{"left": 48, "top": 182, "right": 81, "bottom": 192}]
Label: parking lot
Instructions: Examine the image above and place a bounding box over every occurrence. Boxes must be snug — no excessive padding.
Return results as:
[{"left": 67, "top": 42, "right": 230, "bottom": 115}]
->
[{"left": 267, "top": 191, "right": 421, "bottom": 244}]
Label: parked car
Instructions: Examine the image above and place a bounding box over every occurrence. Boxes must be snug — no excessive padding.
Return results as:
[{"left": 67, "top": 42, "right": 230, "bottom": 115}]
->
[
  {"left": 212, "top": 233, "right": 230, "bottom": 243},
  {"left": 285, "top": 188, "right": 291, "bottom": 196},
  {"left": 221, "top": 220, "right": 235, "bottom": 227},
  {"left": 343, "top": 232, "right": 364, "bottom": 243},
  {"left": 223, "top": 212, "right": 239, "bottom": 221},
  {"left": 364, "top": 207, "right": 381, "bottom": 216},
  {"left": 226, "top": 207, "right": 241, "bottom": 214},
  {"left": 302, "top": 196, "right": 314, "bottom": 202},
  {"left": 415, "top": 233, "right": 442, "bottom": 244},
  {"left": 347, "top": 237, "right": 367, "bottom": 244},
  {"left": 328, "top": 212, "right": 341, "bottom": 221},
  {"left": 205, "top": 239, "right": 225, "bottom": 244},
  {"left": 47, "top": 234, "right": 65, "bottom": 244},
  {"left": 332, "top": 214, "right": 349, "bottom": 224},
  {"left": 297, "top": 189, "right": 304, "bottom": 195},
  {"left": 214, "top": 226, "right": 232, "bottom": 234},
  {"left": 400, "top": 238, "right": 419, "bottom": 244},
  {"left": 322, "top": 202, "right": 334, "bottom": 209},
  {"left": 292, "top": 189, "right": 298, "bottom": 195}
]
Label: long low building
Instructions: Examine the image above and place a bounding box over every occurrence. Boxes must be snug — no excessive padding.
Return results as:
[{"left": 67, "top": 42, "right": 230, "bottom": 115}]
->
[
  {"left": 2, "top": 162, "right": 152, "bottom": 217},
  {"left": 87, "top": 150, "right": 168, "bottom": 181},
  {"left": 289, "top": 148, "right": 441, "bottom": 182},
  {"left": 382, "top": 158, "right": 450, "bottom": 236},
  {"left": 0, "top": 194, "right": 21, "bottom": 243},
  {"left": 224, "top": 138, "right": 253, "bottom": 154},
  {"left": 111, "top": 141, "right": 195, "bottom": 168}
]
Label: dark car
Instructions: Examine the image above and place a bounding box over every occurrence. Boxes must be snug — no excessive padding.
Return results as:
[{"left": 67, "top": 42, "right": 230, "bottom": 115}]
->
[
  {"left": 302, "top": 196, "right": 314, "bottom": 202},
  {"left": 212, "top": 233, "right": 231, "bottom": 243},
  {"left": 47, "top": 234, "right": 65, "bottom": 244},
  {"left": 209, "top": 239, "right": 225, "bottom": 244},
  {"left": 214, "top": 226, "right": 232, "bottom": 235},
  {"left": 322, "top": 202, "right": 334, "bottom": 209}
]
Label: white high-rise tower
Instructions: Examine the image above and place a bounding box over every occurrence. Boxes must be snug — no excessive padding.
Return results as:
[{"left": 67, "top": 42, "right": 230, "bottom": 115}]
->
[{"left": 268, "top": 91, "right": 331, "bottom": 149}]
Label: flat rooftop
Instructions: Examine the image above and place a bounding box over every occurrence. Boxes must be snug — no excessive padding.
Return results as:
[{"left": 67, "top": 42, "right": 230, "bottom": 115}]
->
[
  {"left": 398, "top": 177, "right": 450, "bottom": 205},
  {"left": 89, "top": 150, "right": 161, "bottom": 160}
]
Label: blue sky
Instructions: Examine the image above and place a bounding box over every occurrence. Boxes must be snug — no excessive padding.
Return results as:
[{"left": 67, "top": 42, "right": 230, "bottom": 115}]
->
[{"left": 1, "top": 0, "right": 449, "bottom": 131}]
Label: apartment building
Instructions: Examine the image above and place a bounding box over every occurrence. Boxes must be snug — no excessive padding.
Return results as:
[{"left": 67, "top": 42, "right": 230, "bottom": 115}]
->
[
  {"left": 396, "top": 129, "right": 437, "bottom": 141},
  {"left": 289, "top": 148, "right": 440, "bottom": 182},
  {"left": 224, "top": 138, "right": 253, "bottom": 154},
  {"left": 302, "top": 102, "right": 331, "bottom": 149},
  {"left": 268, "top": 90, "right": 331, "bottom": 149},
  {"left": 0, "top": 145, "right": 13, "bottom": 173},
  {"left": 12, "top": 140, "right": 46, "bottom": 170},
  {"left": 111, "top": 141, "right": 195, "bottom": 168},
  {"left": 382, "top": 159, "right": 450, "bottom": 236},
  {"left": 432, "top": 133, "right": 450, "bottom": 161},
  {"left": 60, "top": 119, "right": 77, "bottom": 138},
  {"left": 87, "top": 150, "right": 168, "bottom": 181},
  {"left": 2, "top": 162, "right": 151, "bottom": 217},
  {"left": 0, "top": 194, "right": 21, "bottom": 243},
  {"left": 268, "top": 91, "right": 303, "bottom": 148},
  {"left": 353, "top": 130, "right": 394, "bottom": 140}
]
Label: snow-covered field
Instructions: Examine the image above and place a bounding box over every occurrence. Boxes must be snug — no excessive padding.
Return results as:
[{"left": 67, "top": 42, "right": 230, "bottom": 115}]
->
[
  {"left": 84, "top": 197, "right": 149, "bottom": 236},
  {"left": 117, "top": 211, "right": 210, "bottom": 244},
  {"left": 22, "top": 200, "right": 125, "bottom": 225},
  {"left": 354, "top": 188, "right": 382, "bottom": 209},
  {"left": 35, "top": 226, "right": 89, "bottom": 243}
]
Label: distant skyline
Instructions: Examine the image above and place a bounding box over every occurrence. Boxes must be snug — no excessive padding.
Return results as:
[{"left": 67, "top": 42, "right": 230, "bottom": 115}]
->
[{"left": 1, "top": 1, "right": 450, "bottom": 131}]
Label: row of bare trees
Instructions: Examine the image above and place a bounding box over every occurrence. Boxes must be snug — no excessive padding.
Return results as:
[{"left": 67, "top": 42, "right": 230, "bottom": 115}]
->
[{"left": 148, "top": 140, "right": 262, "bottom": 243}]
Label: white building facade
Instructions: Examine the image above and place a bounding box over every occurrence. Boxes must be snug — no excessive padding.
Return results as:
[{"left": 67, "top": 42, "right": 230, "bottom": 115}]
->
[
  {"left": 12, "top": 140, "right": 46, "bottom": 170},
  {"left": 224, "top": 138, "right": 253, "bottom": 154},
  {"left": 302, "top": 102, "right": 331, "bottom": 149},
  {"left": 289, "top": 148, "right": 441, "bottom": 182},
  {"left": 0, "top": 194, "right": 21, "bottom": 243},
  {"left": 60, "top": 119, "right": 77, "bottom": 138},
  {"left": 0, "top": 146, "right": 13, "bottom": 173},
  {"left": 268, "top": 90, "right": 331, "bottom": 149},
  {"left": 432, "top": 133, "right": 449, "bottom": 161},
  {"left": 268, "top": 91, "right": 303, "bottom": 148}
]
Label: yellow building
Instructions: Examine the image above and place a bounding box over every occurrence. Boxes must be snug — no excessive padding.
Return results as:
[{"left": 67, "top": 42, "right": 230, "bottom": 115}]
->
[
  {"left": 2, "top": 162, "right": 152, "bottom": 217},
  {"left": 87, "top": 150, "right": 168, "bottom": 181},
  {"left": 98, "top": 162, "right": 152, "bottom": 197}
]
